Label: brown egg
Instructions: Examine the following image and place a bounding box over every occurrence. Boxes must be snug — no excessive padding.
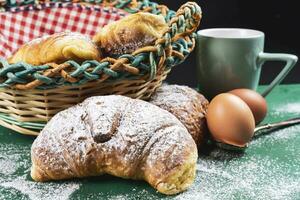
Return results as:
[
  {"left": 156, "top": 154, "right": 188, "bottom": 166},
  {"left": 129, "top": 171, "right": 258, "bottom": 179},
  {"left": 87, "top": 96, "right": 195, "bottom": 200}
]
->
[
  {"left": 229, "top": 89, "right": 267, "bottom": 125},
  {"left": 206, "top": 93, "right": 255, "bottom": 147}
]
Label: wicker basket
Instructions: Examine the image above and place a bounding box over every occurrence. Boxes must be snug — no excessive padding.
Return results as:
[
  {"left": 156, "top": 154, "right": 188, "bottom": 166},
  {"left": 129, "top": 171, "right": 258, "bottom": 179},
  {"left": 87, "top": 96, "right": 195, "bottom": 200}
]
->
[{"left": 0, "top": 0, "right": 202, "bottom": 135}]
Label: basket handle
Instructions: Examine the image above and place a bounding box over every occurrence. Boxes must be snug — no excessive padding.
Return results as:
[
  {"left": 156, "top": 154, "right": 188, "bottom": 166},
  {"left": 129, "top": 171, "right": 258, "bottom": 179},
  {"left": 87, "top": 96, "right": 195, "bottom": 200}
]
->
[
  {"left": 142, "top": 2, "right": 202, "bottom": 78},
  {"left": 167, "top": 2, "right": 202, "bottom": 42},
  {"left": 132, "top": 2, "right": 202, "bottom": 80}
]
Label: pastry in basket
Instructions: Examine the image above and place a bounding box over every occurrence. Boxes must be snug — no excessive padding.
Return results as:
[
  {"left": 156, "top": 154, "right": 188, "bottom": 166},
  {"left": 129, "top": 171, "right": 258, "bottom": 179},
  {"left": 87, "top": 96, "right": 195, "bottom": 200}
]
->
[
  {"left": 8, "top": 32, "right": 101, "bottom": 65},
  {"left": 31, "top": 95, "right": 198, "bottom": 195},
  {"left": 93, "top": 12, "right": 169, "bottom": 55},
  {"left": 150, "top": 84, "right": 209, "bottom": 148}
]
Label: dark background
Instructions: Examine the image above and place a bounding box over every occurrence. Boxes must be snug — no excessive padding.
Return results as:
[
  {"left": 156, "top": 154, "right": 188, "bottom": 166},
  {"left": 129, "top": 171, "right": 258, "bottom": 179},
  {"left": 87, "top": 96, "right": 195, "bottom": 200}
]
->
[{"left": 160, "top": 0, "right": 300, "bottom": 87}]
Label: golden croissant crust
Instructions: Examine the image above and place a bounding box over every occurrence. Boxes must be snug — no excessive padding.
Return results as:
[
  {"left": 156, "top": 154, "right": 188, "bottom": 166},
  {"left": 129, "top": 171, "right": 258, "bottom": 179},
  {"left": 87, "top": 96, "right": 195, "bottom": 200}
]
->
[
  {"left": 93, "top": 12, "right": 169, "bottom": 55},
  {"left": 8, "top": 32, "right": 102, "bottom": 65},
  {"left": 31, "top": 95, "right": 198, "bottom": 195}
]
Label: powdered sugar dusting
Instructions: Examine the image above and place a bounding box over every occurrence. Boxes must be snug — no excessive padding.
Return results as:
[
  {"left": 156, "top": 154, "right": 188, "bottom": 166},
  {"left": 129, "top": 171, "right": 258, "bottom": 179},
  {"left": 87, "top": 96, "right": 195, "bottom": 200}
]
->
[
  {"left": 0, "top": 156, "right": 18, "bottom": 175},
  {"left": 0, "top": 177, "right": 80, "bottom": 200},
  {"left": 174, "top": 153, "right": 300, "bottom": 200},
  {"left": 150, "top": 84, "right": 206, "bottom": 109},
  {"left": 31, "top": 95, "right": 197, "bottom": 193},
  {"left": 0, "top": 140, "right": 80, "bottom": 200},
  {"left": 80, "top": 188, "right": 159, "bottom": 200},
  {"left": 174, "top": 123, "right": 300, "bottom": 200},
  {"left": 0, "top": 143, "right": 30, "bottom": 176},
  {"left": 150, "top": 84, "right": 209, "bottom": 146},
  {"left": 274, "top": 103, "right": 300, "bottom": 114}
]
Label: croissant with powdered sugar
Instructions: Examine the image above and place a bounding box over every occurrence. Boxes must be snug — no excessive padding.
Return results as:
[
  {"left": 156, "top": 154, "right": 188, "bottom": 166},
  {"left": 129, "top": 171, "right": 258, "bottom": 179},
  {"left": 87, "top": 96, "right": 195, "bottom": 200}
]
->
[{"left": 30, "top": 95, "right": 198, "bottom": 195}]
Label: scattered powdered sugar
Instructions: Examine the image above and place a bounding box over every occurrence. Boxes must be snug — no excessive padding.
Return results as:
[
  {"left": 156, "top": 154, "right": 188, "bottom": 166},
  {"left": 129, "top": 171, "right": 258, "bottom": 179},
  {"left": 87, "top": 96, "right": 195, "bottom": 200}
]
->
[
  {"left": 150, "top": 84, "right": 207, "bottom": 109},
  {"left": 273, "top": 103, "right": 300, "bottom": 114},
  {"left": 0, "top": 143, "right": 30, "bottom": 176},
  {"left": 173, "top": 123, "right": 300, "bottom": 200},
  {"left": 81, "top": 189, "right": 158, "bottom": 200},
  {"left": 174, "top": 152, "right": 300, "bottom": 200},
  {"left": 0, "top": 176, "right": 80, "bottom": 200},
  {"left": 0, "top": 156, "right": 17, "bottom": 175},
  {"left": 0, "top": 141, "right": 81, "bottom": 200}
]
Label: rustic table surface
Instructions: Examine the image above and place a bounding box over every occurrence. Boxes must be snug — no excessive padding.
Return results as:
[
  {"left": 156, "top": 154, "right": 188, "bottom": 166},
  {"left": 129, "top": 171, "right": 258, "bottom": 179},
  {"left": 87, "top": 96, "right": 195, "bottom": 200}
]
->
[{"left": 0, "top": 84, "right": 299, "bottom": 200}]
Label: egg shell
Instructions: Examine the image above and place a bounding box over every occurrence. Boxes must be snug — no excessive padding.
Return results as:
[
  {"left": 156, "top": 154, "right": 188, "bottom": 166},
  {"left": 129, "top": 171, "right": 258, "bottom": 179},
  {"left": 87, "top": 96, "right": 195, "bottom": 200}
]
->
[
  {"left": 206, "top": 93, "right": 255, "bottom": 147},
  {"left": 229, "top": 89, "right": 267, "bottom": 124}
]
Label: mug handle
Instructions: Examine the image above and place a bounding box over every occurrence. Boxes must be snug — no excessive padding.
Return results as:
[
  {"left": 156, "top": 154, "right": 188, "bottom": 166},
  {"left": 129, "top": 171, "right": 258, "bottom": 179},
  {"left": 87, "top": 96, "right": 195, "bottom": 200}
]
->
[{"left": 257, "top": 52, "right": 298, "bottom": 97}]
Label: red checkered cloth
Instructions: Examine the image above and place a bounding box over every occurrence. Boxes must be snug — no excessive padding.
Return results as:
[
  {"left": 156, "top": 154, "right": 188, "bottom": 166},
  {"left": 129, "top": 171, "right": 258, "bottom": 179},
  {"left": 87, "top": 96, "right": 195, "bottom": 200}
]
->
[{"left": 0, "top": 2, "right": 128, "bottom": 59}]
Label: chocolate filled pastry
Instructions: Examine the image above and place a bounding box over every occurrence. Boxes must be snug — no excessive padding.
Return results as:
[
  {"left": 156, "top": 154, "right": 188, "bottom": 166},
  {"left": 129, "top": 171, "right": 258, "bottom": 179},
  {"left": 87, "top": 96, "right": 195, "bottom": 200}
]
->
[
  {"left": 93, "top": 12, "right": 169, "bottom": 55},
  {"left": 31, "top": 95, "right": 197, "bottom": 195},
  {"left": 8, "top": 32, "right": 102, "bottom": 65},
  {"left": 150, "top": 84, "right": 209, "bottom": 148}
]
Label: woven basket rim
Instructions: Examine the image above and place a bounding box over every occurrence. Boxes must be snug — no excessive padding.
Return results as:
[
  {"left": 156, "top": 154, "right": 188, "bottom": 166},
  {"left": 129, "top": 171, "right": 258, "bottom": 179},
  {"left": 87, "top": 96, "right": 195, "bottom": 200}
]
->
[
  {"left": 0, "top": 0, "right": 202, "bottom": 135},
  {"left": 0, "top": 68, "right": 171, "bottom": 135},
  {"left": 0, "top": 0, "right": 202, "bottom": 91}
]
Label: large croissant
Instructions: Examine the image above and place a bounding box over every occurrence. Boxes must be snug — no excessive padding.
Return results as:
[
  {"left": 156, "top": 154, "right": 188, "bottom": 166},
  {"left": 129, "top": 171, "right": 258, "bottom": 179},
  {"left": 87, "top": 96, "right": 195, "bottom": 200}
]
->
[
  {"left": 31, "top": 95, "right": 197, "bottom": 195},
  {"left": 8, "top": 32, "right": 101, "bottom": 65},
  {"left": 93, "top": 12, "right": 169, "bottom": 55}
]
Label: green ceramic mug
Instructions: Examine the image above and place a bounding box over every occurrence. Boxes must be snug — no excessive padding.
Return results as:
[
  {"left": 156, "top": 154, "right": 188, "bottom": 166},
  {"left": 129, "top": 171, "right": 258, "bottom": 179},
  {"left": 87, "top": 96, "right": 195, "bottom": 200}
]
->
[{"left": 196, "top": 28, "right": 298, "bottom": 99}]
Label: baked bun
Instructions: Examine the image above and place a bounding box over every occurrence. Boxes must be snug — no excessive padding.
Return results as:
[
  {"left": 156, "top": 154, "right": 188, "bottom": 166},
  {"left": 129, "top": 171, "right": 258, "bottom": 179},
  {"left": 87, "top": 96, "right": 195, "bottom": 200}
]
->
[
  {"left": 8, "top": 32, "right": 101, "bottom": 65},
  {"left": 93, "top": 12, "right": 168, "bottom": 55},
  {"left": 31, "top": 95, "right": 197, "bottom": 195},
  {"left": 150, "top": 84, "right": 209, "bottom": 147}
]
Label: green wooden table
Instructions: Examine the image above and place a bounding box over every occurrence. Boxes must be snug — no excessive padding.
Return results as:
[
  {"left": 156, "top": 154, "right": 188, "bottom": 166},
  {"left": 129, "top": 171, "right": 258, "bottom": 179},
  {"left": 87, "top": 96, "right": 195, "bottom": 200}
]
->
[{"left": 0, "top": 84, "right": 299, "bottom": 200}]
